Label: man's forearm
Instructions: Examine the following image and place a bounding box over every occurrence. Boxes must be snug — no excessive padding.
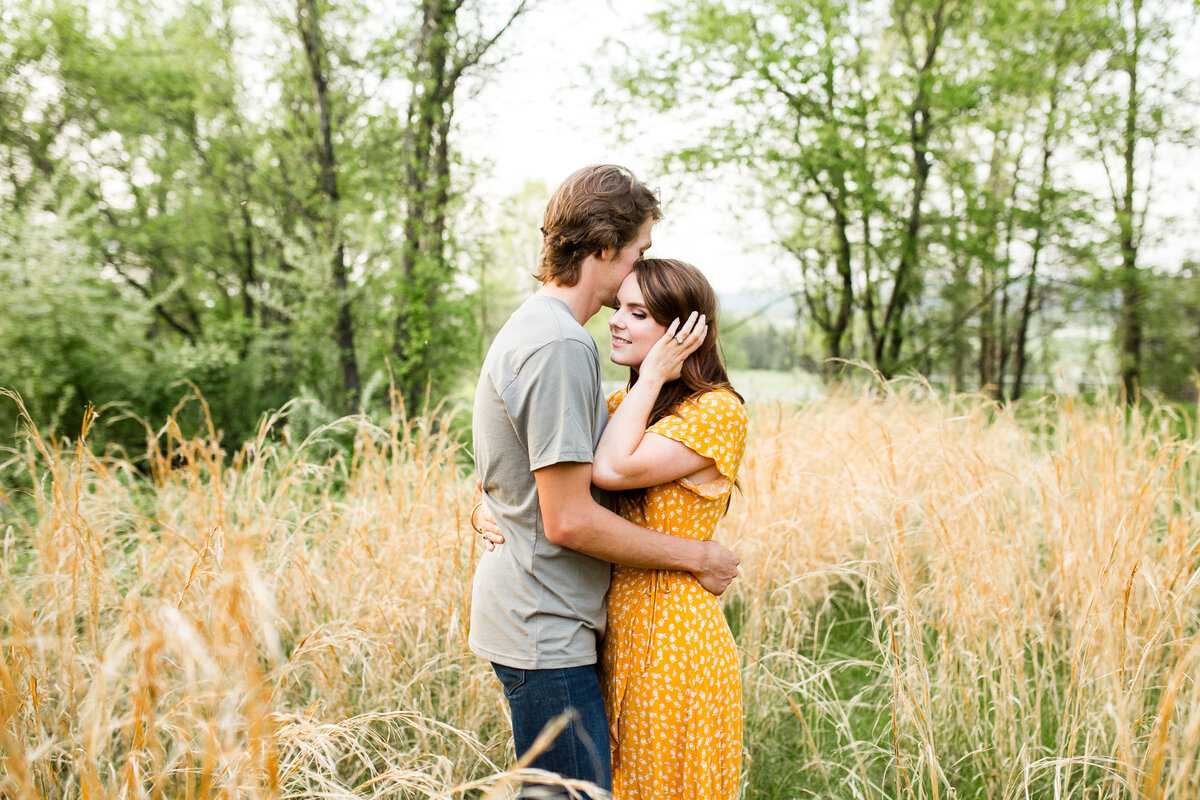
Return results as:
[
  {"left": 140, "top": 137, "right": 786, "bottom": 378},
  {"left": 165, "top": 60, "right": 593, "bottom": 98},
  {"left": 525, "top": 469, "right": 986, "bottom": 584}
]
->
[
  {"left": 536, "top": 461, "right": 739, "bottom": 594},
  {"left": 551, "top": 499, "right": 706, "bottom": 571}
]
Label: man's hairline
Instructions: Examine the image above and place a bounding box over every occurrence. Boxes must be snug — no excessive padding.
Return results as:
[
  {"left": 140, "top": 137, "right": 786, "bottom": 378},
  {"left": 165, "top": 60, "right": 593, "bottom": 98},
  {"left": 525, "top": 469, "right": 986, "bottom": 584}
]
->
[{"left": 611, "top": 213, "right": 660, "bottom": 257}]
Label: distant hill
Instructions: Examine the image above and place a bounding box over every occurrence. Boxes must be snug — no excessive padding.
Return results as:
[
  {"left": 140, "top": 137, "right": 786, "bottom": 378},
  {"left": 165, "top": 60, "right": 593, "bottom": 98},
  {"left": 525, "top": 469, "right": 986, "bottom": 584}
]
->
[{"left": 718, "top": 290, "right": 795, "bottom": 325}]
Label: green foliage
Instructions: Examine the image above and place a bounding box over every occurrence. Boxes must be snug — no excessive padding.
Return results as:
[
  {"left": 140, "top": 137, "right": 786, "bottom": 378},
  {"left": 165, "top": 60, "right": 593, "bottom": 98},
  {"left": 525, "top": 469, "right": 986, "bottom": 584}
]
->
[
  {"left": 0, "top": 0, "right": 532, "bottom": 451},
  {"left": 605, "top": 0, "right": 1200, "bottom": 400},
  {"left": 1142, "top": 263, "right": 1200, "bottom": 401},
  {"left": 724, "top": 321, "right": 804, "bottom": 372},
  {"left": 0, "top": 211, "right": 150, "bottom": 440}
]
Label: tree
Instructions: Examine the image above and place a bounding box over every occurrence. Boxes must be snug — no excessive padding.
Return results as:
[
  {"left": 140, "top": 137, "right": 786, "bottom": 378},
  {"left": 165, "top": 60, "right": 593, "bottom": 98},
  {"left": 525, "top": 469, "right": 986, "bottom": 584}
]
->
[
  {"left": 390, "top": 0, "right": 532, "bottom": 411},
  {"left": 1141, "top": 261, "right": 1200, "bottom": 401},
  {"left": 927, "top": 0, "right": 1102, "bottom": 398},
  {"left": 606, "top": 0, "right": 1199, "bottom": 397},
  {"left": 1005, "top": 0, "right": 1109, "bottom": 400},
  {"left": 0, "top": 0, "right": 543, "bottom": 448},
  {"left": 291, "top": 0, "right": 362, "bottom": 411},
  {"left": 0, "top": 0, "right": 317, "bottom": 441},
  {"left": 1086, "top": 0, "right": 1194, "bottom": 401},
  {"left": 609, "top": 0, "right": 978, "bottom": 377},
  {"left": 466, "top": 180, "right": 545, "bottom": 352},
  {"left": 867, "top": 0, "right": 962, "bottom": 374},
  {"left": 606, "top": 0, "right": 888, "bottom": 375}
]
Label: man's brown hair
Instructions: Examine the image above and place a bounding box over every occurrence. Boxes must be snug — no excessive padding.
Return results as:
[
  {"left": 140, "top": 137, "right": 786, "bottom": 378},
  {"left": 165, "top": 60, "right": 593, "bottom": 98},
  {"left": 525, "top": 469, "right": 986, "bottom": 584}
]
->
[{"left": 534, "top": 165, "right": 663, "bottom": 287}]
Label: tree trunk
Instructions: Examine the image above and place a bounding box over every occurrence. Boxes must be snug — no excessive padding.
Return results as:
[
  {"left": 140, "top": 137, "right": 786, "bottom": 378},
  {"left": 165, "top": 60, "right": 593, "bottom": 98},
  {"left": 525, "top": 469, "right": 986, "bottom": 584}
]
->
[
  {"left": 823, "top": 45, "right": 855, "bottom": 372},
  {"left": 875, "top": 0, "right": 948, "bottom": 375},
  {"left": 393, "top": 1, "right": 452, "bottom": 409},
  {"left": 298, "top": 0, "right": 360, "bottom": 411},
  {"left": 1011, "top": 57, "right": 1064, "bottom": 402},
  {"left": 877, "top": 110, "right": 931, "bottom": 373},
  {"left": 391, "top": 0, "right": 529, "bottom": 410},
  {"left": 995, "top": 170, "right": 1020, "bottom": 395},
  {"left": 1116, "top": 0, "right": 1143, "bottom": 403}
]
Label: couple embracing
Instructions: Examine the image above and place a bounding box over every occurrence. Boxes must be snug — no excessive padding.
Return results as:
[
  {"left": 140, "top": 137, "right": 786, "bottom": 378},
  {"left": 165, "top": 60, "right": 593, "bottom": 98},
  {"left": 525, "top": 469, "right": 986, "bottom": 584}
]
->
[{"left": 470, "top": 164, "right": 747, "bottom": 799}]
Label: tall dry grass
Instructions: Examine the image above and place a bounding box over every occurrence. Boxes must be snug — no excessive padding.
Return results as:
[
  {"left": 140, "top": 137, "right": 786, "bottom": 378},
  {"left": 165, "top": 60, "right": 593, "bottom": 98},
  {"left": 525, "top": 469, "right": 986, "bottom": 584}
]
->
[
  {"left": 730, "top": 381, "right": 1200, "bottom": 798},
  {"left": 0, "top": 391, "right": 512, "bottom": 799},
  {"left": 1, "top": 382, "right": 1197, "bottom": 799}
]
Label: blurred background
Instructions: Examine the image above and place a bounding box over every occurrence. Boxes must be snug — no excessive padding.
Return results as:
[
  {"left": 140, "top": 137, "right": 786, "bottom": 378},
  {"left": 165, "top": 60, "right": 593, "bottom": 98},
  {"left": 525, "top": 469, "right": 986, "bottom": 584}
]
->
[{"left": 3, "top": 0, "right": 1198, "bottom": 451}]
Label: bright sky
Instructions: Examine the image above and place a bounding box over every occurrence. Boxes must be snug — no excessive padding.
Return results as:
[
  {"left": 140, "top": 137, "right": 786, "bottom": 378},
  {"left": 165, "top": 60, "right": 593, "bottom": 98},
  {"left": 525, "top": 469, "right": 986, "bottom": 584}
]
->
[{"left": 458, "top": 0, "right": 782, "bottom": 295}]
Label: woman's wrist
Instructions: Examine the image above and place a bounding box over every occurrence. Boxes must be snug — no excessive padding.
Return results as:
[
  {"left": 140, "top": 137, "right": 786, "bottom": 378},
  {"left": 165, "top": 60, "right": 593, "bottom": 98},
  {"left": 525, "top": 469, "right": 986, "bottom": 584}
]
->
[{"left": 634, "top": 370, "right": 666, "bottom": 394}]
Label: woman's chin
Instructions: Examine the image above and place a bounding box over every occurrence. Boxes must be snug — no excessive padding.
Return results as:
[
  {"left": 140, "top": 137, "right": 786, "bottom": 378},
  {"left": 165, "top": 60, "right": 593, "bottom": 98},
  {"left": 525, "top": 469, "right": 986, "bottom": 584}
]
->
[{"left": 609, "top": 350, "right": 639, "bottom": 369}]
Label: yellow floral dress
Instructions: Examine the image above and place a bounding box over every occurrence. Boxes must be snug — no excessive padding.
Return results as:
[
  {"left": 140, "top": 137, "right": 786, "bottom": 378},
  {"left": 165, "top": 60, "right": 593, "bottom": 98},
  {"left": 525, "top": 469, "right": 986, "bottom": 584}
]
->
[{"left": 600, "top": 388, "right": 748, "bottom": 800}]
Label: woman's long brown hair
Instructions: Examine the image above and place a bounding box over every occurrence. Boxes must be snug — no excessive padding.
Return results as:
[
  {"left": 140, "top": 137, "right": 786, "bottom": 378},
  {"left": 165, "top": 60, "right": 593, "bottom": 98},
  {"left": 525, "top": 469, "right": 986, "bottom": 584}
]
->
[{"left": 618, "top": 258, "right": 743, "bottom": 518}]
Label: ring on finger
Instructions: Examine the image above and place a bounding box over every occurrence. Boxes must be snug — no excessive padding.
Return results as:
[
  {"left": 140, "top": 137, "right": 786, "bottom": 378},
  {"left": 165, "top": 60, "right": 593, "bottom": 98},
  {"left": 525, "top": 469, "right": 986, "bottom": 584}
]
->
[
  {"left": 674, "top": 334, "right": 685, "bottom": 344},
  {"left": 470, "top": 501, "right": 486, "bottom": 536}
]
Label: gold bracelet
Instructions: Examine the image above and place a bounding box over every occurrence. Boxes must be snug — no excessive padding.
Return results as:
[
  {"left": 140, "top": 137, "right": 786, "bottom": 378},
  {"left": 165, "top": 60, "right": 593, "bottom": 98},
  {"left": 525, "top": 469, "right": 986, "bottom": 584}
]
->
[{"left": 470, "top": 501, "right": 485, "bottom": 535}]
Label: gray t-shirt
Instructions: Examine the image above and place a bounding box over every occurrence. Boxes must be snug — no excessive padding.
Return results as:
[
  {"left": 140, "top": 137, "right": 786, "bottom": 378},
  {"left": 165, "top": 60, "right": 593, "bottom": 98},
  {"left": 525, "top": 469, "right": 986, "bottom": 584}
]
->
[{"left": 469, "top": 295, "right": 613, "bottom": 669}]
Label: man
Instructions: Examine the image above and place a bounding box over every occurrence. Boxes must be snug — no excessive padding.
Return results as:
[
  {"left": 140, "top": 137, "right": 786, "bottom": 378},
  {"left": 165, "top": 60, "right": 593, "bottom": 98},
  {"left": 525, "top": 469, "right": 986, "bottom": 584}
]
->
[{"left": 470, "top": 164, "right": 741, "bottom": 795}]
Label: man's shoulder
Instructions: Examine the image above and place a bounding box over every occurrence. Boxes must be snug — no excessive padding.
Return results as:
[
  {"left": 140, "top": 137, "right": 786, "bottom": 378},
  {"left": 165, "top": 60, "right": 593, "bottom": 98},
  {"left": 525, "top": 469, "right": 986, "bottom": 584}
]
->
[
  {"left": 487, "top": 298, "right": 597, "bottom": 377},
  {"left": 509, "top": 296, "right": 591, "bottom": 339}
]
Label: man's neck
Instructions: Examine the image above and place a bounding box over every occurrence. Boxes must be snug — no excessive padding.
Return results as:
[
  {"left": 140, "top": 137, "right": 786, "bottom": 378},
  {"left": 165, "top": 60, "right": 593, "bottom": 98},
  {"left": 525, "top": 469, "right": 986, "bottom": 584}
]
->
[{"left": 537, "top": 283, "right": 601, "bottom": 326}]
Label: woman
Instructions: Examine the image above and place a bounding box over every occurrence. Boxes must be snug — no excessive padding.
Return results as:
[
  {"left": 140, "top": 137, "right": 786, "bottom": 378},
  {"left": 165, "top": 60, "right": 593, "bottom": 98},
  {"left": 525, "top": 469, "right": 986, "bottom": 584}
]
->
[
  {"left": 591, "top": 258, "right": 747, "bottom": 800},
  {"left": 474, "top": 258, "right": 746, "bottom": 798}
]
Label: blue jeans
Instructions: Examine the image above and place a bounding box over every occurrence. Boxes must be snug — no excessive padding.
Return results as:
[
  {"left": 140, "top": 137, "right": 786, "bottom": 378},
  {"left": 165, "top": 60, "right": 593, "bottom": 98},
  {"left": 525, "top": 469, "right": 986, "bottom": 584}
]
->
[{"left": 491, "top": 662, "right": 612, "bottom": 795}]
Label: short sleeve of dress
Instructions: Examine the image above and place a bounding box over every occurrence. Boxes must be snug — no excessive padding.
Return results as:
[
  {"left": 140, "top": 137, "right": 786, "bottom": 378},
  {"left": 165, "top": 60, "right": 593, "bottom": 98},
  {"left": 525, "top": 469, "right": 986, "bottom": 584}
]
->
[{"left": 648, "top": 390, "right": 747, "bottom": 498}]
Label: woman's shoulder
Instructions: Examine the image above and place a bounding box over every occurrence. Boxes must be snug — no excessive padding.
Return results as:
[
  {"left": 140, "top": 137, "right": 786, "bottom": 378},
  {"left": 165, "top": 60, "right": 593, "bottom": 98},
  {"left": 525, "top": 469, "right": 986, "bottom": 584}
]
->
[
  {"left": 664, "top": 389, "right": 746, "bottom": 440},
  {"left": 606, "top": 387, "right": 627, "bottom": 414},
  {"left": 689, "top": 388, "right": 746, "bottom": 420}
]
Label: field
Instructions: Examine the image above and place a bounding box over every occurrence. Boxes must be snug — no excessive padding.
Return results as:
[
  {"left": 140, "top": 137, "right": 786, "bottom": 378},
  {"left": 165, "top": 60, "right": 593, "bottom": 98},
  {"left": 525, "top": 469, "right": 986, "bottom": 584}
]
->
[{"left": 1, "top": 383, "right": 1198, "bottom": 799}]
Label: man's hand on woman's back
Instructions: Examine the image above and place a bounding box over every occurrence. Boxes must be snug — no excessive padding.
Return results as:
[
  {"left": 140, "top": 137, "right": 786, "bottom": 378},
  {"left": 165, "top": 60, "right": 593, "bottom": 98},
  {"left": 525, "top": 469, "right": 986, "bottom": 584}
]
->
[{"left": 692, "top": 540, "right": 740, "bottom": 595}]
